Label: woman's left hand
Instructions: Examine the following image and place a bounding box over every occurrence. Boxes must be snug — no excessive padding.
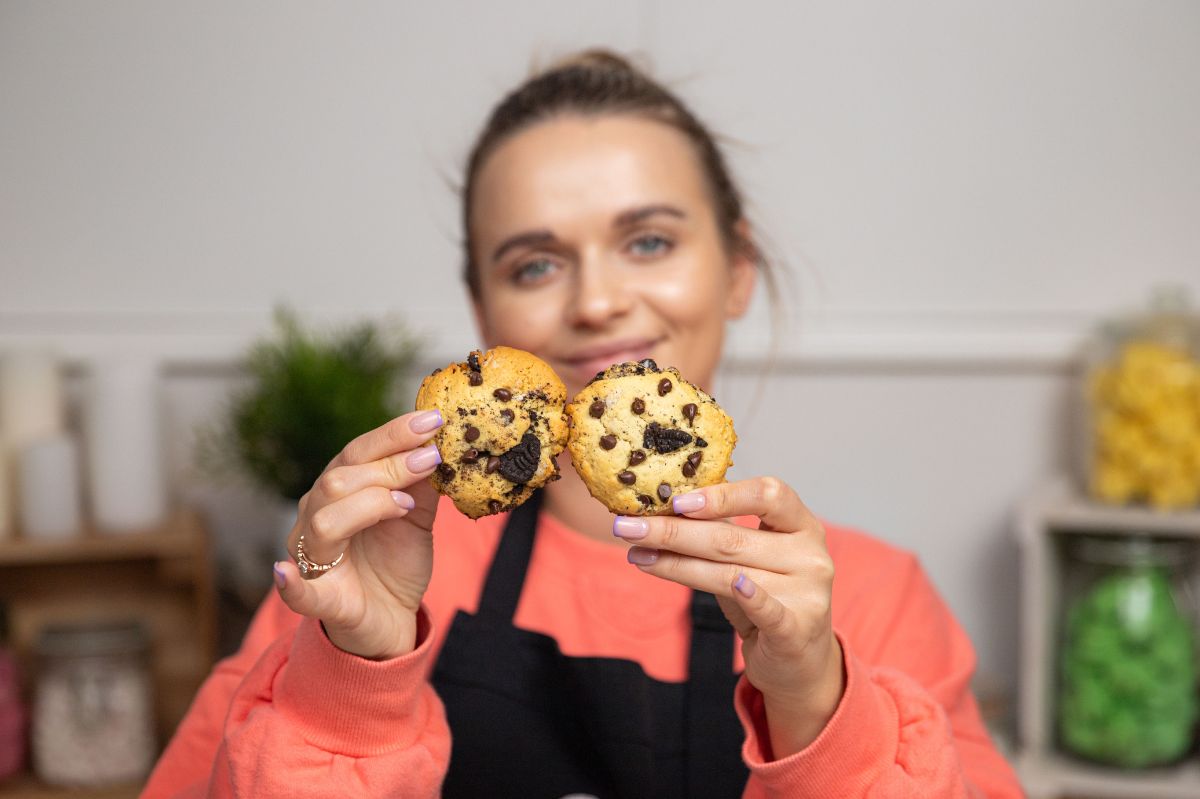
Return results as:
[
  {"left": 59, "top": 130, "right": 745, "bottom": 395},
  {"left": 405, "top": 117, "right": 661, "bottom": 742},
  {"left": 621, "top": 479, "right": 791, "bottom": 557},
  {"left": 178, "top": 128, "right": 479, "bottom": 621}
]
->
[{"left": 613, "top": 476, "right": 845, "bottom": 757}]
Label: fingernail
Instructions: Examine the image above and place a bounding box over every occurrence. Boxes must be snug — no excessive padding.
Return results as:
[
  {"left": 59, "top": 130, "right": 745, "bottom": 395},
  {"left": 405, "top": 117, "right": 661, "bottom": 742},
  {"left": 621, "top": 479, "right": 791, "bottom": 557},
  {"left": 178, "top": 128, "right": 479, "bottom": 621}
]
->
[
  {"left": 406, "top": 444, "right": 442, "bottom": 472},
  {"left": 612, "top": 516, "right": 649, "bottom": 540},
  {"left": 410, "top": 409, "right": 443, "bottom": 434},
  {"left": 734, "top": 572, "right": 755, "bottom": 598},
  {"left": 391, "top": 490, "right": 415, "bottom": 509},
  {"left": 627, "top": 546, "right": 659, "bottom": 566},
  {"left": 673, "top": 492, "right": 705, "bottom": 514},
  {"left": 273, "top": 562, "right": 287, "bottom": 589}
]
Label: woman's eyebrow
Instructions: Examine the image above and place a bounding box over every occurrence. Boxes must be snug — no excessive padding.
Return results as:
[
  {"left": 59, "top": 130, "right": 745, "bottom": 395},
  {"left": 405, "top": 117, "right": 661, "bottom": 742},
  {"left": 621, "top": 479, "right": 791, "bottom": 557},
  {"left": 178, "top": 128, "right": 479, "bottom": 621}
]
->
[
  {"left": 492, "top": 230, "right": 556, "bottom": 263},
  {"left": 613, "top": 204, "right": 686, "bottom": 228}
]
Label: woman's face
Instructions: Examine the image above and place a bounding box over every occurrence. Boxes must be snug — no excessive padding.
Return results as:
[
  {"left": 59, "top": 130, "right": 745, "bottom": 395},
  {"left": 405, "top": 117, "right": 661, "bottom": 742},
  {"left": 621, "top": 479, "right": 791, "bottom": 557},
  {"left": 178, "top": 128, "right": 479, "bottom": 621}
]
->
[{"left": 469, "top": 114, "right": 756, "bottom": 397}]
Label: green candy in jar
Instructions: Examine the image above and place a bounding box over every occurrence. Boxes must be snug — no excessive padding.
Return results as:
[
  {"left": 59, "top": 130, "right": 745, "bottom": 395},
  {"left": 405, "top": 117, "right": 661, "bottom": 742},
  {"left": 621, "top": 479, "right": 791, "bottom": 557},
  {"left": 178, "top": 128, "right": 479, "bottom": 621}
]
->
[{"left": 1058, "top": 553, "right": 1197, "bottom": 769}]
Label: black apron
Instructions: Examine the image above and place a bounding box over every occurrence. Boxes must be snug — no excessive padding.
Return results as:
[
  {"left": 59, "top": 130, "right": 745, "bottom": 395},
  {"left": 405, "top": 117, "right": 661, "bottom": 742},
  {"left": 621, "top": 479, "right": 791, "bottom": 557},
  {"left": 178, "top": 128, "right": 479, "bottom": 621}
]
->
[{"left": 431, "top": 490, "right": 748, "bottom": 798}]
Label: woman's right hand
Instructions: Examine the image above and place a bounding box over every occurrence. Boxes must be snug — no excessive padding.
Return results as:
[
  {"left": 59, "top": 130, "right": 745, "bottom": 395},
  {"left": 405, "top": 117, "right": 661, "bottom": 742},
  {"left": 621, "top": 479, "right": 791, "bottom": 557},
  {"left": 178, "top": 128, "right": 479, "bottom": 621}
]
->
[{"left": 272, "top": 409, "right": 445, "bottom": 660}]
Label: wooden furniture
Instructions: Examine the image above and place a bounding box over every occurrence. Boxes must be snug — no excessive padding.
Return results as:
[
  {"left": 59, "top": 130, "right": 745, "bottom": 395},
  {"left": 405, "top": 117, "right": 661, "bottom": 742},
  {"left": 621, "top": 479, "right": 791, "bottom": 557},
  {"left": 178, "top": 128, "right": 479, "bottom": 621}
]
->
[
  {"left": 1015, "top": 476, "right": 1200, "bottom": 799},
  {"left": 0, "top": 507, "right": 216, "bottom": 798}
]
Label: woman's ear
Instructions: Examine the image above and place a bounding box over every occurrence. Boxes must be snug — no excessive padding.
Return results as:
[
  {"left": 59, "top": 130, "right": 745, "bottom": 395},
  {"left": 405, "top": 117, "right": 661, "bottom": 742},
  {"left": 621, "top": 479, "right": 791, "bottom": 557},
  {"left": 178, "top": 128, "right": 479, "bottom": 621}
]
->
[{"left": 724, "top": 220, "right": 758, "bottom": 320}]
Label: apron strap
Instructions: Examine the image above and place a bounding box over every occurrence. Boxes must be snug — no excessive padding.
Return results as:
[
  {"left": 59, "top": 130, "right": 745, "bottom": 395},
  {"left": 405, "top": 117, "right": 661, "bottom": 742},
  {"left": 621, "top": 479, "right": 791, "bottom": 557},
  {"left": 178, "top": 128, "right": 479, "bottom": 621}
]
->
[
  {"left": 475, "top": 489, "right": 543, "bottom": 624},
  {"left": 686, "top": 590, "right": 746, "bottom": 795}
]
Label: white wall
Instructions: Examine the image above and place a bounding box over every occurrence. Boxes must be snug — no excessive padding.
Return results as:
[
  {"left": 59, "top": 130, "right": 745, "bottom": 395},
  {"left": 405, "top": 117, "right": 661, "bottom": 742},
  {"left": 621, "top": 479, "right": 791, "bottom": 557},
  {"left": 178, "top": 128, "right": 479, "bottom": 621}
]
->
[{"left": 4, "top": 0, "right": 1200, "bottom": 725}]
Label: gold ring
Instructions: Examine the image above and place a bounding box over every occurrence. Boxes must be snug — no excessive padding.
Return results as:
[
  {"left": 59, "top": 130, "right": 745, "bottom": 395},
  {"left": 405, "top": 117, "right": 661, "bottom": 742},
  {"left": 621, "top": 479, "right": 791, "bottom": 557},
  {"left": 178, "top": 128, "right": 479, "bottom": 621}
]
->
[{"left": 294, "top": 534, "right": 345, "bottom": 579}]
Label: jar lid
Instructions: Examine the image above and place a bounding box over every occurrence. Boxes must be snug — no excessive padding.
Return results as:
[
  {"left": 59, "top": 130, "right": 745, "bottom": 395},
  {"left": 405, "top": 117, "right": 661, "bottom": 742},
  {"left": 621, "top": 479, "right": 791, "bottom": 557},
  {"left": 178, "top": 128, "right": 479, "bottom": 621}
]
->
[
  {"left": 35, "top": 620, "right": 149, "bottom": 658},
  {"left": 1069, "top": 534, "right": 1195, "bottom": 567}
]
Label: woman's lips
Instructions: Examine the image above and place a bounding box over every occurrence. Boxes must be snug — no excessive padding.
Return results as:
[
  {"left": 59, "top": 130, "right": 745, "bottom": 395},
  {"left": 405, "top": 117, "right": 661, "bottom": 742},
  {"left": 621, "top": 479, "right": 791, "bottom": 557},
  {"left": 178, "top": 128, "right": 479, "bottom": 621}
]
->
[{"left": 561, "top": 342, "right": 660, "bottom": 380}]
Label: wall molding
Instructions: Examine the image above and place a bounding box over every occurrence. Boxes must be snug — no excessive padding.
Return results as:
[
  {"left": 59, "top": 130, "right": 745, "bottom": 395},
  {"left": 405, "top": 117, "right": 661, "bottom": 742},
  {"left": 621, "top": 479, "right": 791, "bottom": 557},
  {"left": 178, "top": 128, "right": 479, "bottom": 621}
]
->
[{"left": 0, "top": 306, "right": 1099, "bottom": 373}]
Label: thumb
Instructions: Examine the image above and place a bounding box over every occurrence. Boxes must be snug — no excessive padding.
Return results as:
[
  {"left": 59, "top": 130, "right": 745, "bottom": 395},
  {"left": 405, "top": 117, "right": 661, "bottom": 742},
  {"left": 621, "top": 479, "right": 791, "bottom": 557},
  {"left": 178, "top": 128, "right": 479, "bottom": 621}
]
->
[
  {"left": 729, "top": 573, "right": 795, "bottom": 642},
  {"left": 273, "top": 560, "right": 333, "bottom": 619}
]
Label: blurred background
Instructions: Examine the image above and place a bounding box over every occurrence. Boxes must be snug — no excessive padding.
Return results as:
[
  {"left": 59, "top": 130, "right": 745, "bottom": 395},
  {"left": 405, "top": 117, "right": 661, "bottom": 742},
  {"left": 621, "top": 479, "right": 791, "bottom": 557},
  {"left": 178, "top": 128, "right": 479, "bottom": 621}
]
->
[{"left": 1, "top": 1, "right": 1199, "bottom": 797}]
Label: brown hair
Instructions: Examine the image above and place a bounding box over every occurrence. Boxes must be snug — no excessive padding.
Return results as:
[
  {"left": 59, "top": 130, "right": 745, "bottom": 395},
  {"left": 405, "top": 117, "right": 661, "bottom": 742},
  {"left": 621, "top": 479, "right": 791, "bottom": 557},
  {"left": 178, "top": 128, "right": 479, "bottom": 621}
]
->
[{"left": 459, "top": 49, "right": 779, "bottom": 309}]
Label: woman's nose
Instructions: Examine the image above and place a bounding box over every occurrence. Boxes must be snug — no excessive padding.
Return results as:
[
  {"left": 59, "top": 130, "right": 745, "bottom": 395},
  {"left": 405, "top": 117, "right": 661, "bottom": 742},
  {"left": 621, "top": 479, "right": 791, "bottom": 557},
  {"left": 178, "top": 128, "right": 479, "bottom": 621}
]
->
[{"left": 565, "top": 254, "right": 633, "bottom": 328}]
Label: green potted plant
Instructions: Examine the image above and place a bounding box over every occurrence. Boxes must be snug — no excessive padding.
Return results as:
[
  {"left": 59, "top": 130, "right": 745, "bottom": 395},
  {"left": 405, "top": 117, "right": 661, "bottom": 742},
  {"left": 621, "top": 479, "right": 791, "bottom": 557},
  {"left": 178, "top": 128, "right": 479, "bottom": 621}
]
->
[{"left": 196, "top": 306, "right": 421, "bottom": 600}]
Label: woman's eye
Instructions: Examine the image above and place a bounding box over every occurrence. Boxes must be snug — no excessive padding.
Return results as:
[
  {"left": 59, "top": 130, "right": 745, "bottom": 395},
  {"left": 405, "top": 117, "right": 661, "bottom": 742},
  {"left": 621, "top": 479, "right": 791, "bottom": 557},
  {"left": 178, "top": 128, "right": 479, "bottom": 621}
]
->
[
  {"left": 513, "top": 258, "right": 558, "bottom": 285},
  {"left": 628, "top": 234, "right": 673, "bottom": 259}
]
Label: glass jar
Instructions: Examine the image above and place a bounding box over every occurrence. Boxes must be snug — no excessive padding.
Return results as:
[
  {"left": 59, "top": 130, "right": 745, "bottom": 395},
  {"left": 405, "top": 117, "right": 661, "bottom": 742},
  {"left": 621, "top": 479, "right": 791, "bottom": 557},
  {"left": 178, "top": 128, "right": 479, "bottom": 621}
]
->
[
  {"left": 1057, "top": 535, "right": 1198, "bottom": 768},
  {"left": 1080, "top": 285, "right": 1200, "bottom": 510},
  {"left": 32, "top": 621, "right": 155, "bottom": 786}
]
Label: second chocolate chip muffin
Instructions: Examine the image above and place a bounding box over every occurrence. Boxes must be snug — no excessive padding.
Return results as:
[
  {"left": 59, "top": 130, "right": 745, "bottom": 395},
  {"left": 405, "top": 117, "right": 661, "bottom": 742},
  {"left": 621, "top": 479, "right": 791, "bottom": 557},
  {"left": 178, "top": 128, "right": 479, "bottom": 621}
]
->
[
  {"left": 566, "top": 359, "right": 736, "bottom": 515},
  {"left": 415, "top": 346, "right": 568, "bottom": 519}
]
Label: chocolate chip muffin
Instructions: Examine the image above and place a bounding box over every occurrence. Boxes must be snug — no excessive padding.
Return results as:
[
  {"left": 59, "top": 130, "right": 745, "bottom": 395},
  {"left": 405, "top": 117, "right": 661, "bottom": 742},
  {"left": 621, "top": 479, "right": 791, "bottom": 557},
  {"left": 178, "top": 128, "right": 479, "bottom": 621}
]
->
[
  {"left": 415, "top": 346, "right": 568, "bottom": 519},
  {"left": 566, "top": 360, "right": 736, "bottom": 516}
]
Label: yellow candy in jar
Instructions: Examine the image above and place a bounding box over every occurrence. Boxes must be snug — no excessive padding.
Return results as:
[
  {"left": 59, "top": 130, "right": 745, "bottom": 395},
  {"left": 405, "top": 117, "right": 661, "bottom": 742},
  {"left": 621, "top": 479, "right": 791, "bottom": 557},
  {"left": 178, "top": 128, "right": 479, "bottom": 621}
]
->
[{"left": 1090, "top": 337, "right": 1200, "bottom": 511}]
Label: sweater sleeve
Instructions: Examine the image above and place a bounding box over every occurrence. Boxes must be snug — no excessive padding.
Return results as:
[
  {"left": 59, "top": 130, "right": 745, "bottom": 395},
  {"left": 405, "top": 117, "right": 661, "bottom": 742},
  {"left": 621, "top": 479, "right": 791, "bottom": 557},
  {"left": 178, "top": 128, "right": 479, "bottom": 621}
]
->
[
  {"left": 734, "top": 553, "right": 1024, "bottom": 799},
  {"left": 141, "top": 594, "right": 450, "bottom": 799}
]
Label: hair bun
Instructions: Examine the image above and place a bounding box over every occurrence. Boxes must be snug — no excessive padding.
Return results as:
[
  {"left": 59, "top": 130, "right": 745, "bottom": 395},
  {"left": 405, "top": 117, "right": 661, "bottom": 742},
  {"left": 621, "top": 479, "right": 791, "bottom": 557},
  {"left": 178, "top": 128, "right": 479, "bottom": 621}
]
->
[{"left": 539, "top": 48, "right": 646, "bottom": 79}]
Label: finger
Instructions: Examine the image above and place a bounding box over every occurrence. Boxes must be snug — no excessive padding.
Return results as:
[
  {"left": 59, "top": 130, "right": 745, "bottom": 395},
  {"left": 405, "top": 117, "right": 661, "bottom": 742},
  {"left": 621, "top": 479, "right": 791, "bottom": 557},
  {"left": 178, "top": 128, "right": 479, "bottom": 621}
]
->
[
  {"left": 272, "top": 559, "right": 345, "bottom": 620},
  {"left": 296, "top": 486, "right": 416, "bottom": 563},
  {"left": 728, "top": 571, "right": 798, "bottom": 643},
  {"left": 308, "top": 443, "right": 444, "bottom": 506},
  {"left": 671, "top": 477, "right": 816, "bottom": 534},
  {"left": 627, "top": 546, "right": 776, "bottom": 599},
  {"left": 613, "top": 515, "right": 791, "bottom": 573},
  {"left": 327, "top": 409, "right": 444, "bottom": 470}
]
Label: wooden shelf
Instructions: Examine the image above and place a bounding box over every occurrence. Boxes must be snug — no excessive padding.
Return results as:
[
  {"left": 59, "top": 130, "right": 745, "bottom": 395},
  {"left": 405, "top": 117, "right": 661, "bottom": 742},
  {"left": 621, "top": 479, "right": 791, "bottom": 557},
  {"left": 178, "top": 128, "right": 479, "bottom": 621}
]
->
[
  {"left": 1020, "top": 475, "right": 1200, "bottom": 539},
  {"left": 0, "top": 509, "right": 203, "bottom": 566},
  {"left": 1017, "top": 750, "right": 1200, "bottom": 799},
  {"left": 0, "top": 773, "right": 139, "bottom": 799}
]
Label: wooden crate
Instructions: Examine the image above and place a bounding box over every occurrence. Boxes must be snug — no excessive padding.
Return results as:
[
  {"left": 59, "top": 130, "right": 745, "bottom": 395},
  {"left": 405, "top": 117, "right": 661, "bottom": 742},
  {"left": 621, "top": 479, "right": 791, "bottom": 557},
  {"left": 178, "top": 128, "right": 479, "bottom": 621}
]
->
[
  {"left": 1015, "top": 475, "right": 1200, "bottom": 799},
  {"left": 0, "top": 507, "right": 216, "bottom": 797}
]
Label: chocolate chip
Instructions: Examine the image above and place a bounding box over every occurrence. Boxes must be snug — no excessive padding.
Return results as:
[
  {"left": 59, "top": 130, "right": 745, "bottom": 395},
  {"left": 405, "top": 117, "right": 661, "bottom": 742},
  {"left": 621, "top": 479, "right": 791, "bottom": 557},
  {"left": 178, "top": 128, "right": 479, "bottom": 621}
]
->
[
  {"left": 467, "top": 352, "right": 482, "bottom": 372},
  {"left": 687, "top": 451, "right": 703, "bottom": 469},
  {"left": 460, "top": 448, "right": 480, "bottom": 464},
  {"left": 637, "top": 494, "right": 654, "bottom": 508},
  {"left": 465, "top": 425, "right": 480, "bottom": 442},
  {"left": 600, "top": 434, "right": 617, "bottom": 450},
  {"left": 500, "top": 408, "right": 515, "bottom": 425},
  {"left": 631, "top": 398, "right": 646, "bottom": 415},
  {"left": 436, "top": 463, "right": 456, "bottom": 481},
  {"left": 468, "top": 372, "right": 484, "bottom": 386},
  {"left": 682, "top": 403, "right": 697, "bottom": 424},
  {"left": 695, "top": 438, "right": 708, "bottom": 448},
  {"left": 456, "top": 407, "right": 468, "bottom": 417},
  {"left": 657, "top": 483, "right": 672, "bottom": 502},
  {"left": 488, "top": 499, "right": 503, "bottom": 514},
  {"left": 589, "top": 399, "right": 605, "bottom": 418},
  {"left": 629, "top": 450, "right": 647, "bottom": 466},
  {"left": 493, "top": 388, "right": 511, "bottom": 401},
  {"left": 498, "top": 433, "right": 541, "bottom": 484},
  {"left": 638, "top": 358, "right": 658, "bottom": 370},
  {"left": 618, "top": 471, "right": 636, "bottom": 485},
  {"left": 657, "top": 378, "right": 672, "bottom": 396},
  {"left": 430, "top": 367, "right": 442, "bottom": 376},
  {"left": 643, "top": 422, "right": 693, "bottom": 454},
  {"left": 682, "top": 461, "right": 696, "bottom": 478},
  {"left": 485, "top": 456, "right": 501, "bottom": 474}
]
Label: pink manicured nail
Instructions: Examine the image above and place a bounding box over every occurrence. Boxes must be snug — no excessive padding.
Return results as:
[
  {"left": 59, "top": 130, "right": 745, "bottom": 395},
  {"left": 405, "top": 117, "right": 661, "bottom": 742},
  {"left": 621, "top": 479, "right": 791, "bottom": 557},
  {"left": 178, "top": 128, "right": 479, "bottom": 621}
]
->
[
  {"left": 613, "top": 516, "right": 648, "bottom": 539},
  {"left": 627, "top": 547, "right": 659, "bottom": 566},
  {"left": 406, "top": 444, "right": 442, "bottom": 472},
  {"left": 409, "top": 409, "right": 443, "bottom": 434},
  {"left": 734, "top": 572, "right": 755, "bottom": 598},
  {"left": 391, "top": 490, "right": 415, "bottom": 510},
  {"left": 273, "top": 562, "right": 287, "bottom": 589},
  {"left": 672, "top": 492, "right": 705, "bottom": 514}
]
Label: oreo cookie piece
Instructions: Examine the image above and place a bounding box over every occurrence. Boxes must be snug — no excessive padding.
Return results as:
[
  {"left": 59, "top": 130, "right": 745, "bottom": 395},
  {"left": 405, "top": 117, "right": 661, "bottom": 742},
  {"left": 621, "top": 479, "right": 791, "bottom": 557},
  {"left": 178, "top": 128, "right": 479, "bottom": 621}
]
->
[
  {"left": 566, "top": 360, "right": 736, "bottom": 516},
  {"left": 414, "top": 346, "right": 568, "bottom": 519}
]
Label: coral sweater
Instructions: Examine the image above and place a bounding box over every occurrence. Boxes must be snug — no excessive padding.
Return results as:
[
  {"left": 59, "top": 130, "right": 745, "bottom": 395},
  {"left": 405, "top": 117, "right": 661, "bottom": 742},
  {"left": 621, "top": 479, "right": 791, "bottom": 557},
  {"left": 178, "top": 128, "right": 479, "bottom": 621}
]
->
[{"left": 142, "top": 497, "right": 1023, "bottom": 798}]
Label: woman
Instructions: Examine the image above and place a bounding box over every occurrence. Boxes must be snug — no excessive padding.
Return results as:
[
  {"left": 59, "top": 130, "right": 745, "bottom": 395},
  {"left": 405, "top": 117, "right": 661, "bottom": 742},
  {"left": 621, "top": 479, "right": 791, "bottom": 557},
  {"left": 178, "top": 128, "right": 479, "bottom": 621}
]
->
[{"left": 144, "top": 51, "right": 1023, "bottom": 798}]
